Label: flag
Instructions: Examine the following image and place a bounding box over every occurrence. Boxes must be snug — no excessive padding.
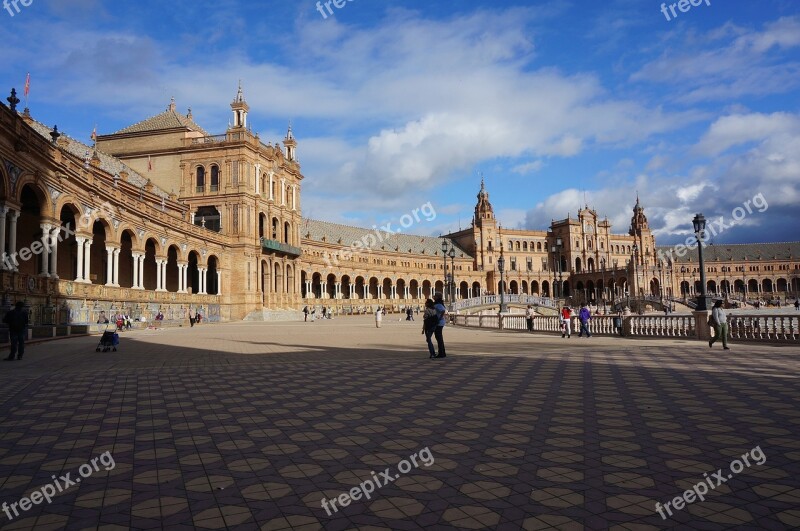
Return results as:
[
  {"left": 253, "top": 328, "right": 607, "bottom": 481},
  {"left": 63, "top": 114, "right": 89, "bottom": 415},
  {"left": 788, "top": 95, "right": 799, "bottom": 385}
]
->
[
  {"left": 90, "top": 125, "right": 97, "bottom": 142},
  {"left": 23, "top": 73, "right": 30, "bottom": 98},
  {"left": 147, "top": 155, "right": 153, "bottom": 171}
]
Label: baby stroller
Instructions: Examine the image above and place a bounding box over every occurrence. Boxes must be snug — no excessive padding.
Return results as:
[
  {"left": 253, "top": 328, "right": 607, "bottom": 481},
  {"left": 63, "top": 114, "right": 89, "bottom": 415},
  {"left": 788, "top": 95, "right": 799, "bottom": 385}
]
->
[{"left": 96, "top": 324, "right": 120, "bottom": 352}]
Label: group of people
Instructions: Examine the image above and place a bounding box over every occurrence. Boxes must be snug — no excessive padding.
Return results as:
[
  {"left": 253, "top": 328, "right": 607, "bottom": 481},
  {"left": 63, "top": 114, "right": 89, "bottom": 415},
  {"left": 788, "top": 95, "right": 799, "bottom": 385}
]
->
[
  {"left": 97, "top": 312, "right": 133, "bottom": 331},
  {"left": 421, "top": 294, "right": 447, "bottom": 358},
  {"left": 188, "top": 309, "right": 203, "bottom": 327},
  {"left": 302, "top": 306, "right": 334, "bottom": 321}
]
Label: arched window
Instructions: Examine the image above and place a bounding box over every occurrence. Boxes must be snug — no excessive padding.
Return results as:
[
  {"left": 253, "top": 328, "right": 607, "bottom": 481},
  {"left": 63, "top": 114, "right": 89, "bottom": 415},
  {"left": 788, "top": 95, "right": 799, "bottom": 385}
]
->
[
  {"left": 210, "top": 165, "right": 219, "bottom": 191},
  {"left": 196, "top": 166, "right": 205, "bottom": 192},
  {"left": 284, "top": 221, "right": 291, "bottom": 244},
  {"left": 537, "top": 242, "right": 542, "bottom": 251},
  {"left": 523, "top": 242, "right": 528, "bottom": 251},
  {"left": 272, "top": 218, "right": 279, "bottom": 240},
  {"left": 515, "top": 241, "right": 520, "bottom": 251}
]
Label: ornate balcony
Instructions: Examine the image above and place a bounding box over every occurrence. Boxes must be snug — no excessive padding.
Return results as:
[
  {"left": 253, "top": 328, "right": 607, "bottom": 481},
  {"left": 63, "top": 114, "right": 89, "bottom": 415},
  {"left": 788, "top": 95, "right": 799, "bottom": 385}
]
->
[{"left": 261, "top": 238, "right": 302, "bottom": 257}]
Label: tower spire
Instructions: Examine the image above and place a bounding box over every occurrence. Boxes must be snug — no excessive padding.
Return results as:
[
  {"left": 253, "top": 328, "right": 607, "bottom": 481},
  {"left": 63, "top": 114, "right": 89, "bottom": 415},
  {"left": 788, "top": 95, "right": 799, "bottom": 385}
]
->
[{"left": 230, "top": 81, "right": 249, "bottom": 129}]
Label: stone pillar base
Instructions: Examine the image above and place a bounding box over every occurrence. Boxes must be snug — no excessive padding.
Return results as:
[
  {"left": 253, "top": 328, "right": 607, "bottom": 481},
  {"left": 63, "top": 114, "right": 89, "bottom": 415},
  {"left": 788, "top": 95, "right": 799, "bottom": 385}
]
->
[{"left": 693, "top": 310, "right": 712, "bottom": 341}]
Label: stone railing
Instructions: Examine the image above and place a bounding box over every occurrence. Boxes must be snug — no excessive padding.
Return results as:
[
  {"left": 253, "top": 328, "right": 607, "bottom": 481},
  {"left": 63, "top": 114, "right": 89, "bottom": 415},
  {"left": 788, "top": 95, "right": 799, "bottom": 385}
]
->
[
  {"left": 727, "top": 314, "right": 799, "bottom": 342},
  {"left": 453, "top": 295, "right": 558, "bottom": 311},
  {"left": 453, "top": 311, "right": 797, "bottom": 343},
  {"left": 628, "top": 315, "right": 696, "bottom": 338}
]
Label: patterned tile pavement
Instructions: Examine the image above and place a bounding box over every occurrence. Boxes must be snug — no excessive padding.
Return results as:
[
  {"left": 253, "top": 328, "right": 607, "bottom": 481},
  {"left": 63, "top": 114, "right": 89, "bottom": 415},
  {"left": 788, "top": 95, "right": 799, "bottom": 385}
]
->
[{"left": 0, "top": 317, "right": 798, "bottom": 530}]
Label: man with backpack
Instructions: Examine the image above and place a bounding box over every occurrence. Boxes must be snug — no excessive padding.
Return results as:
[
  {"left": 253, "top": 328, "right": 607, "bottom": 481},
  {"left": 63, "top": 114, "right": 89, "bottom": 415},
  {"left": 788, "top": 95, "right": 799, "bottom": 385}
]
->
[{"left": 3, "top": 301, "right": 28, "bottom": 361}]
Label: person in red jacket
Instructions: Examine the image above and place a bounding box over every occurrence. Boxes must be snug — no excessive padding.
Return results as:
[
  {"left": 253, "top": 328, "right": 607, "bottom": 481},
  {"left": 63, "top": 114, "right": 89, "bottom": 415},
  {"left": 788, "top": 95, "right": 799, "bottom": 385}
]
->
[{"left": 560, "top": 306, "right": 572, "bottom": 338}]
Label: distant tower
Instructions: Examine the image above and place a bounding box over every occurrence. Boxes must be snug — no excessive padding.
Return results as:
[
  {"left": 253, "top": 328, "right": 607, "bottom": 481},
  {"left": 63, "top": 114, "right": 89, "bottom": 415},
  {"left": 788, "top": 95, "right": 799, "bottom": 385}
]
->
[
  {"left": 231, "top": 81, "right": 249, "bottom": 129},
  {"left": 472, "top": 176, "right": 497, "bottom": 274},
  {"left": 629, "top": 195, "right": 655, "bottom": 266},
  {"left": 283, "top": 123, "right": 297, "bottom": 162}
]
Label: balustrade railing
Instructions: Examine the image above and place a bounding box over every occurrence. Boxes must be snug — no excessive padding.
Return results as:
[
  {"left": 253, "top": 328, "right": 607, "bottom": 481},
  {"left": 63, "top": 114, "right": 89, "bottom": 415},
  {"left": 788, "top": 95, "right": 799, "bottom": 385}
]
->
[{"left": 728, "top": 314, "right": 798, "bottom": 342}]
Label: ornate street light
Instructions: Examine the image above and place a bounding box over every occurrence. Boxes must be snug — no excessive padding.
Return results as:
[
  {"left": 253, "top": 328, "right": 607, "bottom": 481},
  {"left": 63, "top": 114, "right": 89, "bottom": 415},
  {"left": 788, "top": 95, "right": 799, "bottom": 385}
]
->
[
  {"left": 441, "top": 238, "right": 448, "bottom": 304},
  {"left": 692, "top": 213, "right": 710, "bottom": 311},
  {"left": 550, "top": 237, "right": 563, "bottom": 300},
  {"left": 448, "top": 246, "right": 456, "bottom": 307},
  {"left": 498, "top": 244, "right": 507, "bottom": 313}
]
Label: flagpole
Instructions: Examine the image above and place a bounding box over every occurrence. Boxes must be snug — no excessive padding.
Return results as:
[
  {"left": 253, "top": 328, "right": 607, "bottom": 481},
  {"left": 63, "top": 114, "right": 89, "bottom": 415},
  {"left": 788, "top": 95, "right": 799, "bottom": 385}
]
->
[{"left": 23, "top": 72, "right": 30, "bottom": 110}]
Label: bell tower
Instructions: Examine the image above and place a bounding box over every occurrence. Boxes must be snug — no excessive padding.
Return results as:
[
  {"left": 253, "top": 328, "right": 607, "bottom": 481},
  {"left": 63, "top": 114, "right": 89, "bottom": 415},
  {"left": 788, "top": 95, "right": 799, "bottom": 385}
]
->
[
  {"left": 230, "top": 81, "right": 249, "bottom": 129},
  {"left": 283, "top": 123, "right": 297, "bottom": 162},
  {"left": 472, "top": 176, "right": 497, "bottom": 274},
  {"left": 629, "top": 195, "right": 656, "bottom": 266}
]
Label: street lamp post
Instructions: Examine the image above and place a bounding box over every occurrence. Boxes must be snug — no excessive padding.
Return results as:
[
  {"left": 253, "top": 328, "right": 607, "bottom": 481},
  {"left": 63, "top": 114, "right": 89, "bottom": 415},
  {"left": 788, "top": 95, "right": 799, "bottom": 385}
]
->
[
  {"left": 448, "top": 246, "right": 456, "bottom": 307},
  {"left": 693, "top": 213, "right": 710, "bottom": 311},
  {"left": 550, "top": 237, "right": 563, "bottom": 301},
  {"left": 611, "top": 259, "right": 618, "bottom": 307},
  {"left": 632, "top": 243, "right": 638, "bottom": 312},
  {"left": 441, "top": 239, "right": 448, "bottom": 304},
  {"left": 498, "top": 245, "right": 507, "bottom": 313}
]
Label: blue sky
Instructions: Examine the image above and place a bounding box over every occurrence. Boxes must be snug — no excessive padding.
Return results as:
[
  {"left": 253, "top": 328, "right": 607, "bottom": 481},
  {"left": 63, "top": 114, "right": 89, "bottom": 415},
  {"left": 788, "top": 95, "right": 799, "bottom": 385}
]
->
[{"left": 2, "top": 0, "right": 799, "bottom": 244}]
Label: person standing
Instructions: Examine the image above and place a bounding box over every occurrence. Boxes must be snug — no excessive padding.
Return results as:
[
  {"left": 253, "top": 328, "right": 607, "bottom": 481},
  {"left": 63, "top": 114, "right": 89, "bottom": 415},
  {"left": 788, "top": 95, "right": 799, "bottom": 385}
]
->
[
  {"left": 578, "top": 304, "right": 592, "bottom": 337},
  {"left": 3, "top": 301, "right": 28, "bottom": 361},
  {"left": 433, "top": 294, "right": 447, "bottom": 358},
  {"left": 189, "top": 308, "right": 196, "bottom": 327},
  {"left": 525, "top": 305, "right": 534, "bottom": 332},
  {"left": 375, "top": 307, "right": 383, "bottom": 328},
  {"left": 709, "top": 299, "right": 730, "bottom": 350},
  {"left": 421, "top": 299, "right": 438, "bottom": 359},
  {"left": 795, "top": 299, "right": 799, "bottom": 311},
  {"left": 303, "top": 306, "right": 309, "bottom": 322},
  {"left": 614, "top": 310, "right": 624, "bottom": 336},
  {"left": 560, "top": 306, "right": 572, "bottom": 338}
]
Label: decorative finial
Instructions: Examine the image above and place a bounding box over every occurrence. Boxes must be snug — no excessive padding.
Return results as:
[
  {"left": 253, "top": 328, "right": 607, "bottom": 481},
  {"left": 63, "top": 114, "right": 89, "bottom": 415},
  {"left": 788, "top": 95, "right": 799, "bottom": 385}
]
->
[
  {"left": 168, "top": 96, "right": 175, "bottom": 111},
  {"left": 50, "top": 125, "right": 61, "bottom": 144},
  {"left": 236, "top": 80, "right": 244, "bottom": 102},
  {"left": 7, "top": 88, "right": 20, "bottom": 111},
  {"left": 187, "top": 107, "right": 192, "bottom": 119}
]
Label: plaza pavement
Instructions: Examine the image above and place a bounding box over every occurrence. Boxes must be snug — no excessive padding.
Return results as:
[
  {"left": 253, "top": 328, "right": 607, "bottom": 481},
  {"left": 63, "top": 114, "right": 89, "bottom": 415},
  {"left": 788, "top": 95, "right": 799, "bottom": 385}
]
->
[{"left": 0, "top": 316, "right": 798, "bottom": 530}]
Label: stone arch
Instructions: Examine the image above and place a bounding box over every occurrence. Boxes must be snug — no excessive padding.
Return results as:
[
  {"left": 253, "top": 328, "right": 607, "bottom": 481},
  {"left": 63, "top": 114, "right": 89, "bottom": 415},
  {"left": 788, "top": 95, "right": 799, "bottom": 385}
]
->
[
  {"left": 57, "top": 203, "right": 80, "bottom": 280},
  {"left": 143, "top": 238, "right": 160, "bottom": 291},
  {"left": 341, "top": 275, "right": 351, "bottom": 299},
  {"left": 187, "top": 250, "right": 201, "bottom": 294},
  {"left": 472, "top": 281, "right": 481, "bottom": 297},
  {"left": 326, "top": 273, "right": 337, "bottom": 299},
  {"left": 355, "top": 276, "right": 366, "bottom": 299},
  {"left": 165, "top": 244, "right": 181, "bottom": 292},
  {"left": 16, "top": 177, "right": 52, "bottom": 215},
  {"left": 118, "top": 228, "right": 136, "bottom": 288},
  {"left": 89, "top": 218, "right": 113, "bottom": 284}
]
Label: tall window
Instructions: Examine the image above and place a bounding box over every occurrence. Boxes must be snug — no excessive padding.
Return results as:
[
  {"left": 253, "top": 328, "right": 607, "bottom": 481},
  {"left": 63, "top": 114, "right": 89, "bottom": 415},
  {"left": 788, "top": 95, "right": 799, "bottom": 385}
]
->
[
  {"left": 196, "top": 166, "right": 205, "bottom": 192},
  {"left": 210, "top": 165, "right": 219, "bottom": 192}
]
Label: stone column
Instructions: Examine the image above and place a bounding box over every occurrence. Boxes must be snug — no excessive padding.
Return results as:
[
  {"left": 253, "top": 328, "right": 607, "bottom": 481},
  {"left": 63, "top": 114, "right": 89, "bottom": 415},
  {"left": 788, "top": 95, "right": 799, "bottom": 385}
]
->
[
  {"left": 75, "top": 236, "right": 86, "bottom": 282},
  {"left": 281, "top": 178, "right": 286, "bottom": 205},
  {"left": 49, "top": 226, "right": 60, "bottom": 278},
  {"left": 112, "top": 248, "right": 120, "bottom": 286},
  {"left": 0, "top": 206, "right": 7, "bottom": 270},
  {"left": 8, "top": 209, "right": 19, "bottom": 271},
  {"left": 39, "top": 223, "right": 51, "bottom": 276},
  {"left": 292, "top": 185, "right": 297, "bottom": 210},
  {"left": 138, "top": 255, "right": 146, "bottom": 289},
  {"left": 105, "top": 246, "right": 115, "bottom": 286},
  {"left": 335, "top": 282, "right": 341, "bottom": 299},
  {"left": 162, "top": 260, "right": 169, "bottom": 291},
  {"left": 83, "top": 239, "right": 92, "bottom": 282},
  {"left": 199, "top": 267, "right": 207, "bottom": 294},
  {"left": 216, "top": 270, "right": 221, "bottom": 296},
  {"left": 155, "top": 259, "right": 164, "bottom": 291},
  {"left": 349, "top": 283, "right": 355, "bottom": 299},
  {"left": 131, "top": 252, "right": 141, "bottom": 289},
  {"left": 418, "top": 286, "right": 422, "bottom": 299}
]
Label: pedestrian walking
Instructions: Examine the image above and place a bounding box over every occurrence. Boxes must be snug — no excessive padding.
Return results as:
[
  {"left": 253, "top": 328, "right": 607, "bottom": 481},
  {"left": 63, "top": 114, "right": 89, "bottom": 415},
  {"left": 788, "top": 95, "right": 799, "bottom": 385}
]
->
[
  {"left": 578, "top": 304, "right": 592, "bottom": 337},
  {"left": 322, "top": 307, "right": 327, "bottom": 319},
  {"left": 613, "top": 310, "right": 624, "bottom": 336},
  {"left": 375, "top": 307, "right": 383, "bottom": 328},
  {"left": 560, "top": 306, "right": 572, "bottom": 338},
  {"left": 709, "top": 299, "right": 730, "bottom": 350},
  {"left": 303, "top": 306, "right": 309, "bottom": 322},
  {"left": 421, "top": 299, "right": 438, "bottom": 358},
  {"left": 3, "top": 301, "right": 28, "bottom": 361},
  {"left": 433, "top": 293, "right": 447, "bottom": 358},
  {"left": 189, "top": 308, "right": 196, "bottom": 327},
  {"left": 795, "top": 299, "right": 799, "bottom": 311},
  {"left": 525, "top": 305, "right": 534, "bottom": 332}
]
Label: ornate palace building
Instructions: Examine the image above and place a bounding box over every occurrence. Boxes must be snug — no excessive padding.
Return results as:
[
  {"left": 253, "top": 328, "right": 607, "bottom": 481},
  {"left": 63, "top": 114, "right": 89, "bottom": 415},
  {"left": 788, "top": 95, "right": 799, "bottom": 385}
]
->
[{"left": 1, "top": 87, "right": 798, "bottom": 327}]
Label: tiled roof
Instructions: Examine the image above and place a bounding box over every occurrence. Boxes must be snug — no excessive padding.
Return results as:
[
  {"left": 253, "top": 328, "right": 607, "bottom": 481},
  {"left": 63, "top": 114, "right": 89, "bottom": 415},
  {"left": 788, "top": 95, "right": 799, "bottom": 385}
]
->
[
  {"left": 658, "top": 242, "right": 800, "bottom": 262},
  {"left": 27, "top": 117, "right": 170, "bottom": 198},
  {"left": 302, "top": 219, "right": 472, "bottom": 258},
  {"left": 113, "top": 106, "right": 210, "bottom": 136}
]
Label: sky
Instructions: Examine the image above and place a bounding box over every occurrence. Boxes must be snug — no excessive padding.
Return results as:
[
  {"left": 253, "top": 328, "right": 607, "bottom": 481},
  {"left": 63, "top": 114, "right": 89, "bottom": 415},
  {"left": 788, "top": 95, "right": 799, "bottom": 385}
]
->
[{"left": 1, "top": 0, "right": 799, "bottom": 245}]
